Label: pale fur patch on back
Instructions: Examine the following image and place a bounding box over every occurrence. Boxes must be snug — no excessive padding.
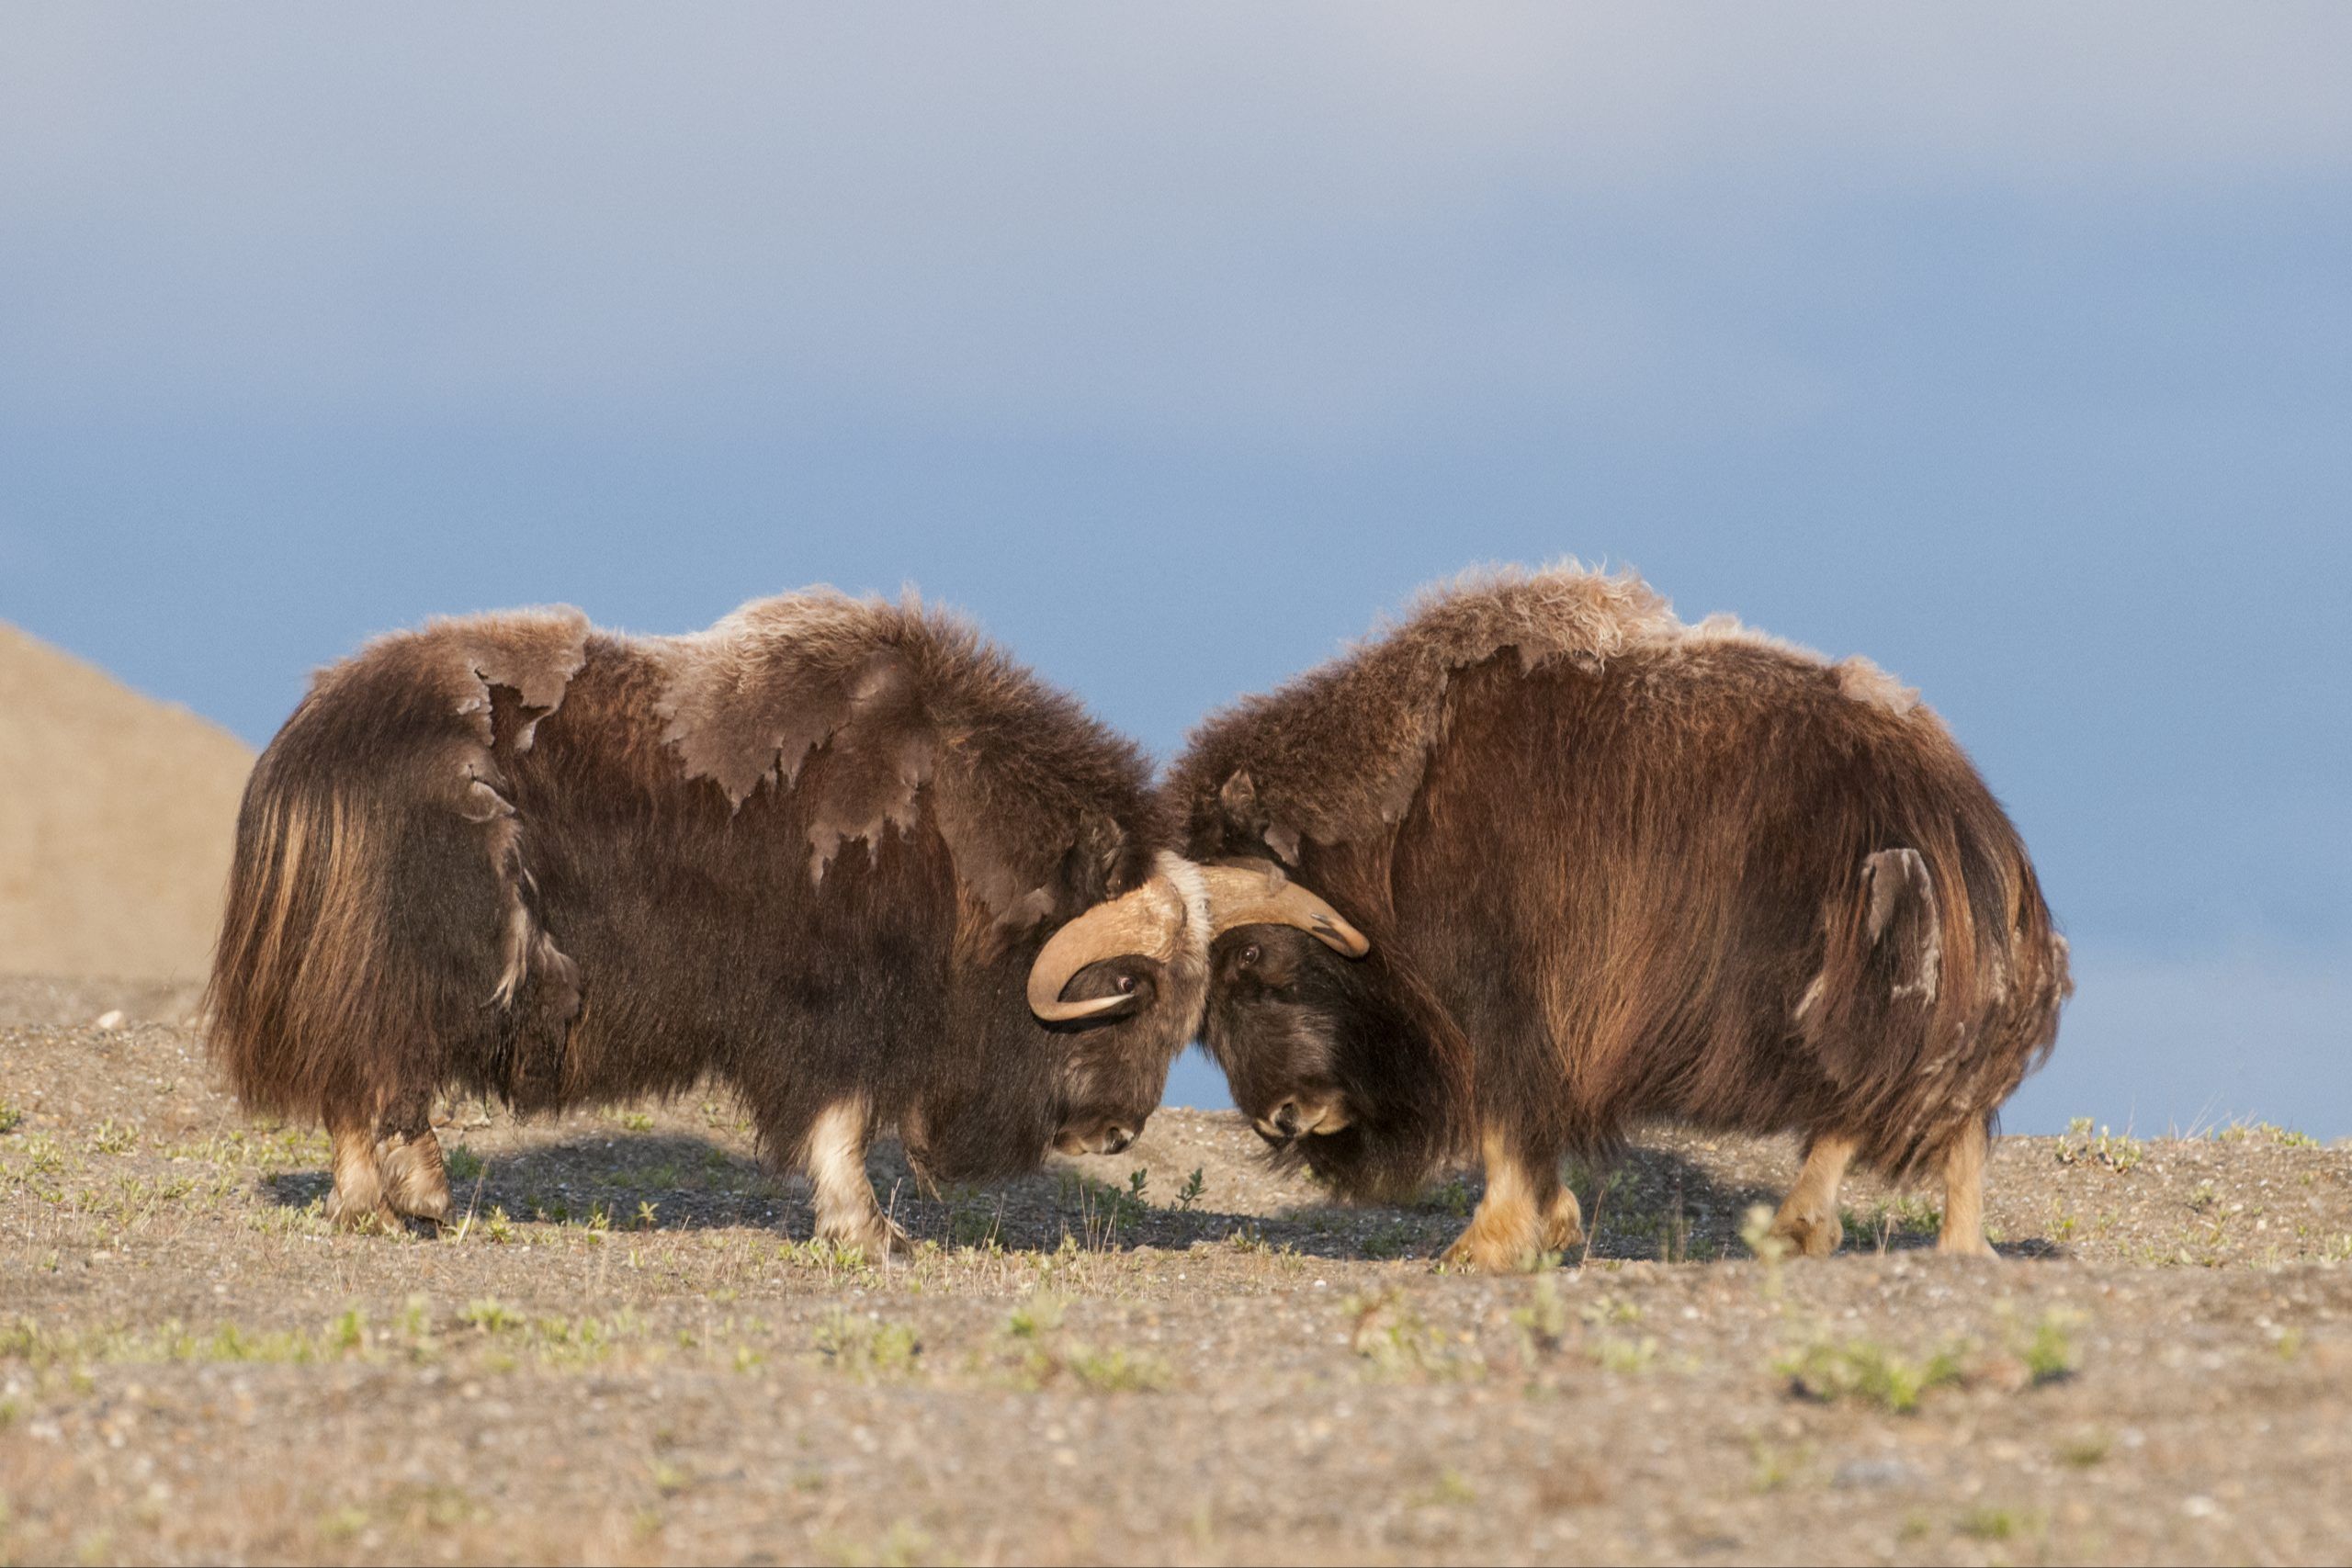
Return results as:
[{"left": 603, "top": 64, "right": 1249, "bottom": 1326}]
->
[
  {"left": 1835, "top": 655, "right": 1920, "bottom": 716},
  {"left": 426, "top": 607, "right": 593, "bottom": 752}
]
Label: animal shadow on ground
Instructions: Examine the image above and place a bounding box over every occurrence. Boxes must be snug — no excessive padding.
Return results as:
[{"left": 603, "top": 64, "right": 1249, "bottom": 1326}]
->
[{"left": 261, "top": 1129, "right": 2061, "bottom": 1262}]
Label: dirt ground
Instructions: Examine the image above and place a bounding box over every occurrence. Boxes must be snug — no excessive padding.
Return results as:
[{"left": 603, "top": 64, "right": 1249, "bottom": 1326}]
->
[{"left": 4, "top": 976, "right": 2349, "bottom": 1566}]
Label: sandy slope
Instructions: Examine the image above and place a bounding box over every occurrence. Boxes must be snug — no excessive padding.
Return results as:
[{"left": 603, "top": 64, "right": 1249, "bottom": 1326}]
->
[{"left": 0, "top": 623, "right": 254, "bottom": 980}]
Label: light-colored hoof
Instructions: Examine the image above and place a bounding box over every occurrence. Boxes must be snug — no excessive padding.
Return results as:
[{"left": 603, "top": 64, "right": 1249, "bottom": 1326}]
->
[
  {"left": 1541, "top": 1193, "right": 1586, "bottom": 1256},
  {"left": 818, "top": 1214, "right": 910, "bottom": 1261},
  {"left": 1936, "top": 1235, "right": 1997, "bottom": 1258},
  {"left": 377, "top": 1130, "right": 452, "bottom": 1224},
  {"left": 1770, "top": 1207, "right": 1844, "bottom": 1258},
  {"left": 323, "top": 1187, "right": 401, "bottom": 1234},
  {"left": 1441, "top": 1222, "right": 1543, "bottom": 1274}
]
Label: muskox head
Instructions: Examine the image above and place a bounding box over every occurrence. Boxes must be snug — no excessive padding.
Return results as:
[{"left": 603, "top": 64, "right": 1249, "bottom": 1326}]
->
[
  {"left": 1019, "top": 852, "right": 1218, "bottom": 1159},
  {"left": 1193, "top": 860, "right": 1464, "bottom": 1201}
]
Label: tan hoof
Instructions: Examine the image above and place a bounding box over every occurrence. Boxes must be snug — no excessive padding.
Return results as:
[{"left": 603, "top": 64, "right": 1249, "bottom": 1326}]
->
[
  {"left": 1442, "top": 1215, "right": 1544, "bottom": 1274},
  {"left": 1770, "top": 1206, "right": 1844, "bottom": 1258},
  {"left": 326, "top": 1121, "right": 401, "bottom": 1234},
  {"left": 377, "top": 1127, "right": 452, "bottom": 1224},
  {"left": 818, "top": 1213, "right": 910, "bottom": 1261},
  {"left": 1936, "top": 1234, "right": 1997, "bottom": 1259},
  {"left": 323, "top": 1186, "right": 401, "bottom": 1233},
  {"left": 1541, "top": 1188, "right": 1587, "bottom": 1255}
]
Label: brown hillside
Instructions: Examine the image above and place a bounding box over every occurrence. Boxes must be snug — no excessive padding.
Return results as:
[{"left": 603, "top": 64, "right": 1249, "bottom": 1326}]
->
[{"left": 0, "top": 622, "right": 254, "bottom": 980}]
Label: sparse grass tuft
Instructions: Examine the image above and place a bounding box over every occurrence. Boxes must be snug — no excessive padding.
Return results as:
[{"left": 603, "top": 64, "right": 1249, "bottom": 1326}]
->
[
  {"left": 1958, "top": 1505, "right": 2027, "bottom": 1541},
  {"left": 1060, "top": 1344, "right": 1173, "bottom": 1393},
  {"left": 2218, "top": 1120, "right": 2321, "bottom": 1149},
  {"left": 2056, "top": 1428, "right": 2112, "bottom": 1467},
  {"left": 2015, "top": 1308, "right": 2083, "bottom": 1384},
  {"left": 812, "top": 1313, "right": 921, "bottom": 1379},
  {"left": 1842, "top": 1193, "right": 1941, "bottom": 1249},
  {"left": 0, "top": 1102, "right": 22, "bottom": 1135},
  {"left": 459, "top": 1299, "right": 524, "bottom": 1334},
  {"left": 443, "top": 1145, "right": 485, "bottom": 1183},
  {"left": 2058, "top": 1119, "right": 2143, "bottom": 1173},
  {"left": 1776, "top": 1334, "right": 1968, "bottom": 1414},
  {"left": 1344, "top": 1290, "right": 1482, "bottom": 1382}
]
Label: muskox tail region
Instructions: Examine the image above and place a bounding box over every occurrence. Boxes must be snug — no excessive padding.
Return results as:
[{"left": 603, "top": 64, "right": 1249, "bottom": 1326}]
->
[
  {"left": 203, "top": 638, "right": 582, "bottom": 1141},
  {"left": 1798, "top": 817, "right": 2071, "bottom": 1179}
]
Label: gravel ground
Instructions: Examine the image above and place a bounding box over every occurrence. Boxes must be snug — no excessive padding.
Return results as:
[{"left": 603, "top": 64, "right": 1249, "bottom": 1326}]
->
[{"left": 3, "top": 976, "right": 2349, "bottom": 1565}]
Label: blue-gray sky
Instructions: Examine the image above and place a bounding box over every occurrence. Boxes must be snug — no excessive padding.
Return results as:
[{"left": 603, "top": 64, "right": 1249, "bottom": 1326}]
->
[{"left": 4, "top": 6, "right": 2346, "bottom": 1133}]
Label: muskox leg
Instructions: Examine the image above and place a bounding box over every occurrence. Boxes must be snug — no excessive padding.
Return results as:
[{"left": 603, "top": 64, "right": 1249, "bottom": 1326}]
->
[
  {"left": 322, "top": 1114, "right": 401, "bottom": 1232},
  {"left": 1442, "top": 1132, "right": 1578, "bottom": 1272},
  {"left": 374, "top": 1090, "right": 451, "bottom": 1226},
  {"left": 1936, "top": 1118, "right": 1996, "bottom": 1258},
  {"left": 802, "top": 1099, "right": 909, "bottom": 1259},
  {"left": 1768, "top": 1133, "right": 1856, "bottom": 1258}
]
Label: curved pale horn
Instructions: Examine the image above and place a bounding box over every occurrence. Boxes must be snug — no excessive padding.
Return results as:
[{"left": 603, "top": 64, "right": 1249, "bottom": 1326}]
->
[
  {"left": 1199, "top": 862, "right": 1371, "bottom": 958},
  {"left": 1026, "top": 872, "right": 1192, "bottom": 1022}
]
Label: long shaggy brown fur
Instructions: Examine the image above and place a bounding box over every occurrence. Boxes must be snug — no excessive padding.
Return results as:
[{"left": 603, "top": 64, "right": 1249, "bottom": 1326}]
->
[
  {"left": 208, "top": 590, "right": 1200, "bottom": 1229},
  {"left": 1170, "top": 563, "right": 2069, "bottom": 1208}
]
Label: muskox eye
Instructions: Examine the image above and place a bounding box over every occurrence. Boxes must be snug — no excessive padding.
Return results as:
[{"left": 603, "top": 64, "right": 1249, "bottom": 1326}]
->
[
  {"left": 1116, "top": 974, "right": 1136, "bottom": 994},
  {"left": 1240, "top": 943, "right": 1261, "bottom": 966}
]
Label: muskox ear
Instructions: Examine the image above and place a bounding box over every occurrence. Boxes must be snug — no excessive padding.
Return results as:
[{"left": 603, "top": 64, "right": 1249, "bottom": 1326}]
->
[
  {"left": 1067, "top": 810, "right": 1126, "bottom": 904},
  {"left": 1218, "top": 769, "right": 1259, "bottom": 825}
]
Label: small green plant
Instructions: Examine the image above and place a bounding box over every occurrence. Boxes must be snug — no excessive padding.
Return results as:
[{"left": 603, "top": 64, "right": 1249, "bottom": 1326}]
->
[
  {"left": 0, "top": 1102, "right": 22, "bottom": 1134},
  {"left": 1359, "top": 1219, "right": 1416, "bottom": 1260},
  {"left": 2055, "top": 1428, "right": 2111, "bottom": 1467},
  {"left": 1174, "top": 1167, "right": 1206, "bottom": 1212},
  {"left": 2058, "top": 1119, "right": 2143, "bottom": 1172},
  {"left": 1061, "top": 1344, "right": 1173, "bottom": 1393},
  {"left": 812, "top": 1312, "right": 921, "bottom": 1378},
  {"left": 458, "top": 1297, "right": 524, "bottom": 1335},
  {"left": 944, "top": 1186, "right": 1002, "bottom": 1248},
  {"left": 2218, "top": 1119, "right": 2320, "bottom": 1149},
  {"left": 1842, "top": 1193, "right": 1941, "bottom": 1250},
  {"left": 1958, "top": 1505, "right": 2023, "bottom": 1541},
  {"left": 1590, "top": 1335, "right": 1659, "bottom": 1373},
  {"left": 443, "top": 1145, "right": 485, "bottom": 1183},
  {"left": 1344, "top": 1290, "right": 1481, "bottom": 1382},
  {"left": 1005, "top": 1292, "right": 1067, "bottom": 1340},
  {"left": 89, "top": 1120, "right": 138, "bottom": 1156},
  {"left": 1776, "top": 1335, "right": 1968, "bottom": 1414},
  {"left": 1510, "top": 1276, "right": 1569, "bottom": 1359},
  {"left": 1740, "top": 1202, "right": 1793, "bottom": 1299},
  {"left": 481, "top": 1206, "right": 515, "bottom": 1245},
  {"left": 1747, "top": 1434, "right": 1811, "bottom": 1493},
  {"left": 2014, "top": 1308, "right": 2082, "bottom": 1384},
  {"left": 327, "top": 1307, "right": 368, "bottom": 1355},
  {"left": 460, "top": 1299, "right": 524, "bottom": 1334},
  {"left": 1418, "top": 1175, "right": 1476, "bottom": 1218}
]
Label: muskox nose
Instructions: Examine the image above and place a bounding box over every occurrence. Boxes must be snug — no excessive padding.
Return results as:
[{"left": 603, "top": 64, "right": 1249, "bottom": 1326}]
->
[
  {"left": 1270, "top": 1101, "right": 1303, "bottom": 1138},
  {"left": 1100, "top": 1125, "right": 1136, "bottom": 1155}
]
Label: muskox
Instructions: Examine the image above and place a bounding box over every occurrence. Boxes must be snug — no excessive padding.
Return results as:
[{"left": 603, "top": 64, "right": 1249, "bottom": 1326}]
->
[
  {"left": 206, "top": 589, "right": 1219, "bottom": 1254},
  {"left": 1167, "top": 565, "right": 2070, "bottom": 1269}
]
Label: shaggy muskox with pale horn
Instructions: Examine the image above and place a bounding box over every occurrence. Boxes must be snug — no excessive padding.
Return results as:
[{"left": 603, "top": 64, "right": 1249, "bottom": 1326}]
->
[
  {"left": 1166, "top": 564, "right": 2071, "bottom": 1269},
  {"left": 207, "top": 589, "right": 1248, "bottom": 1255}
]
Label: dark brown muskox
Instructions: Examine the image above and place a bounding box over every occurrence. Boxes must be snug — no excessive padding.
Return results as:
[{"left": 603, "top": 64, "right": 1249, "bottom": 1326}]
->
[
  {"left": 206, "top": 589, "right": 1235, "bottom": 1255},
  {"left": 1167, "top": 565, "right": 2070, "bottom": 1269}
]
